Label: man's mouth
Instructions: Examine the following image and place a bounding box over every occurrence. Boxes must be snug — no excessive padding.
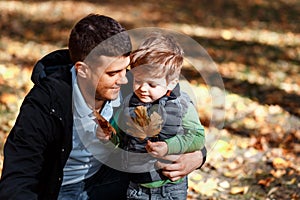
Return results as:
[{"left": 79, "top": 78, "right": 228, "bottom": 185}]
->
[{"left": 111, "top": 87, "right": 120, "bottom": 90}]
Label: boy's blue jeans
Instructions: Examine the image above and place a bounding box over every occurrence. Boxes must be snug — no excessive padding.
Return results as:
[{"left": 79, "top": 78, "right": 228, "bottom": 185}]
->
[
  {"left": 127, "top": 177, "right": 188, "bottom": 200},
  {"left": 58, "top": 164, "right": 129, "bottom": 200}
]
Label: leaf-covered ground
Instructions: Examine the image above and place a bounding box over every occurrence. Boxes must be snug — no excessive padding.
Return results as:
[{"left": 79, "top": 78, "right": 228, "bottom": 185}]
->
[{"left": 0, "top": 1, "right": 299, "bottom": 199}]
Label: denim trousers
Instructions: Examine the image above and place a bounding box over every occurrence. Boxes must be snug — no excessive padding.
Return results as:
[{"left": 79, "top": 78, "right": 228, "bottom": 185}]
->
[
  {"left": 127, "top": 177, "right": 188, "bottom": 200},
  {"left": 58, "top": 164, "right": 129, "bottom": 200}
]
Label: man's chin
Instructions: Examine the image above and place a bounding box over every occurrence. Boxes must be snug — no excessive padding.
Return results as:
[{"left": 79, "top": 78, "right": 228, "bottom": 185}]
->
[
  {"left": 95, "top": 93, "right": 118, "bottom": 101},
  {"left": 109, "top": 91, "right": 120, "bottom": 100},
  {"left": 110, "top": 95, "right": 118, "bottom": 100}
]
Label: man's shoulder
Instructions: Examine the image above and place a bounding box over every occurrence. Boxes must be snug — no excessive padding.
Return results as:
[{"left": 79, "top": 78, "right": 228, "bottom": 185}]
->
[{"left": 31, "top": 49, "right": 72, "bottom": 85}]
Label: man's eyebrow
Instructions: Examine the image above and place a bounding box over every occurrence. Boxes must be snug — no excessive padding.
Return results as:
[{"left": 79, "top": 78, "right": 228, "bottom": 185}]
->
[
  {"left": 106, "top": 68, "right": 127, "bottom": 73},
  {"left": 106, "top": 69, "right": 122, "bottom": 73}
]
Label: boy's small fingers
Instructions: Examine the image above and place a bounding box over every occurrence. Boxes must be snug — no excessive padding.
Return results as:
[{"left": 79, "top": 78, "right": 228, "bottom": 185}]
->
[{"left": 145, "top": 145, "right": 151, "bottom": 152}]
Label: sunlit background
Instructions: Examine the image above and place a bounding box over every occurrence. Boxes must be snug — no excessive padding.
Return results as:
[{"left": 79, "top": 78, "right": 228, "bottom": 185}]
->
[{"left": 0, "top": 1, "right": 299, "bottom": 199}]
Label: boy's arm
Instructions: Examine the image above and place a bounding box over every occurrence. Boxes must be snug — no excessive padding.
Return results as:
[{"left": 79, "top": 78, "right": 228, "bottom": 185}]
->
[
  {"left": 109, "top": 109, "right": 121, "bottom": 146},
  {"left": 165, "top": 102, "right": 205, "bottom": 154}
]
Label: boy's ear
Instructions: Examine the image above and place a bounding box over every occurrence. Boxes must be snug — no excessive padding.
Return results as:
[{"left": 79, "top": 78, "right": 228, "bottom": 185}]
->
[
  {"left": 75, "top": 62, "right": 89, "bottom": 78},
  {"left": 167, "top": 79, "right": 179, "bottom": 90}
]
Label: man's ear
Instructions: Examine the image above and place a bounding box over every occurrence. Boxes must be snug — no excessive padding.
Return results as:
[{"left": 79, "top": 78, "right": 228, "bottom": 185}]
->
[
  {"left": 75, "top": 62, "right": 89, "bottom": 78},
  {"left": 167, "top": 79, "right": 179, "bottom": 90}
]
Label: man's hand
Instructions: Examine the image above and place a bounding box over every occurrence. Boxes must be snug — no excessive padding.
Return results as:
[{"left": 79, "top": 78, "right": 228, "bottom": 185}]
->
[
  {"left": 145, "top": 140, "right": 168, "bottom": 157},
  {"left": 156, "top": 150, "right": 204, "bottom": 181}
]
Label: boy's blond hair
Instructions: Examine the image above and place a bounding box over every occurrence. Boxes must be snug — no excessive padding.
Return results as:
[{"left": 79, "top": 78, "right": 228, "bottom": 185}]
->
[{"left": 130, "top": 32, "right": 183, "bottom": 83}]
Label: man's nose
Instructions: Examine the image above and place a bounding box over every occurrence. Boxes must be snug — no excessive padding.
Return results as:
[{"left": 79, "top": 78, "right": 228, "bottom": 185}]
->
[{"left": 117, "top": 75, "right": 128, "bottom": 85}]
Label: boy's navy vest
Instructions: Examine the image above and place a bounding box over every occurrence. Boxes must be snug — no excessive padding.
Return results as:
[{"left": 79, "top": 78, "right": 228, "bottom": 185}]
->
[{"left": 117, "top": 84, "right": 192, "bottom": 183}]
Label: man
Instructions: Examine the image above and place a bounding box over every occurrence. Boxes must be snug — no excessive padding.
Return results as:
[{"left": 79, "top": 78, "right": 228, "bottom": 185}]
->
[{"left": 0, "top": 14, "right": 205, "bottom": 200}]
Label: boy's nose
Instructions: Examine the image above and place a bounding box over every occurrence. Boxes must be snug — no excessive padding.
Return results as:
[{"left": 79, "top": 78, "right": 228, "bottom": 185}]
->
[{"left": 139, "top": 83, "right": 149, "bottom": 91}]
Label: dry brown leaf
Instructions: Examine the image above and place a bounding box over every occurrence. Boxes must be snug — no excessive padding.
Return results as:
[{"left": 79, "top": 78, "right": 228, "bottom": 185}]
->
[
  {"left": 218, "top": 180, "right": 230, "bottom": 189},
  {"left": 189, "top": 178, "right": 219, "bottom": 196},
  {"left": 125, "top": 106, "right": 163, "bottom": 140},
  {"left": 146, "top": 112, "right": 163, "bottom": 137},
  {"left": 126, "top": 118, "right": 147, "bottom": 139},
  {"left": 286, "top": 177, "right": 297, "bottom": 185},
  {"left": 0, "top": 93, "right": 18, "bottom": 105},
  {"left": 223, "top": 169, "right": 244, "bottom": 178},
  {"left": 190, "top": 173, "right": 203, "bottom": 181},
  {"left": 272, "top": 157, "right": 289, "bottom": 169},
  {"left": 270, "top": 169, "right": 286, "bottom": 178},
  {"left": 94, "top": 110, "right": 116, "bottom": 136},
  {"left": 267, "top": 187, "right": 278, "bottom": 196},
  {"left": 258, "top": 177, "right": 275, "bottom": 187},
  {"left": 214, "top": 140, "right": 235, "bottom": 158},
  {"left": 133, "top": 106, "right": 150, "bottom": 127},
  {"left": 230, "top": 186, "right": 249, "bottom": 195}
]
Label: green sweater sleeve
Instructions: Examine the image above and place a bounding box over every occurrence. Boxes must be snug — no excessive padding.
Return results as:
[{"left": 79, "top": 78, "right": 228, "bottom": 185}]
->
[
  {"left": 165, "top": 102, "right": 205, "bottom": 154},
  {"left": 110, "top": 109, "right": 121, "bottom": 146}
]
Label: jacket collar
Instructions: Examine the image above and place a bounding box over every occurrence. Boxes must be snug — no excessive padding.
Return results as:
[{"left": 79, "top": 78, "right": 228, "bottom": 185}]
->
[{"left": 31, "top": 49, "right": 72, "bottom": 85}]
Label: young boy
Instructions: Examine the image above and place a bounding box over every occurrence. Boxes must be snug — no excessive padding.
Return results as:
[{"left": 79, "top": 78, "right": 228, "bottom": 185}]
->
[{"left": 97, "top": 32, "right": 205, "bottom": 199}]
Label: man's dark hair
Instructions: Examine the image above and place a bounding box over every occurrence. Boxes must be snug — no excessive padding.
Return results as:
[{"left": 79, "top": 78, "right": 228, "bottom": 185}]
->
[{"left": 68, "top": 14, "right": 132, "bottom": 63}]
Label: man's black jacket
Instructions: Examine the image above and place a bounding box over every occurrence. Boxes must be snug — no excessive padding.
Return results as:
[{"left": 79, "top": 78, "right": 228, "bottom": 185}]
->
[{"left": 0, "top": 50, "right": 73, "bottom": 199}]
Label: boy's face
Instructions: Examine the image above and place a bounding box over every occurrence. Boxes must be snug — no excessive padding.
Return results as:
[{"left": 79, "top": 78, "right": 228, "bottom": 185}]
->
[{"left": 133, "top": 75, "right": 168, "bottom": 103}]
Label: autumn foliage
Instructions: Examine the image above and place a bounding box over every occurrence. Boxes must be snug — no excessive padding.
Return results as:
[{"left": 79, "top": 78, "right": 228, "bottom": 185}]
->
[{"left": 0, "top": 0, "right": 299, "bottom": 199}]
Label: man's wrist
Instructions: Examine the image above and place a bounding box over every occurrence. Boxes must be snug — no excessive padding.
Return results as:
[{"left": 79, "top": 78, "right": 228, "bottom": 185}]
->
[{"left": 197, "top": 146, "right": 207, "bottom": 169}]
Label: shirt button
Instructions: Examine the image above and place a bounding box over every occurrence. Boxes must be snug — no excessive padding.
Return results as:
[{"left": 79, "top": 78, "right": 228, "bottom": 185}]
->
[
  {"left": 58, "top": 177, "right": 62, "bottom": 181},
  {"left": 61, "top": 148, "right": 65, "bottom": 152}
]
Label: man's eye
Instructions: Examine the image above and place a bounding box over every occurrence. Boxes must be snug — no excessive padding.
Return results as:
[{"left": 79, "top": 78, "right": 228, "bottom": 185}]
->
[{"left": 108, "top": 72, "right": 117, "bottom": 76}]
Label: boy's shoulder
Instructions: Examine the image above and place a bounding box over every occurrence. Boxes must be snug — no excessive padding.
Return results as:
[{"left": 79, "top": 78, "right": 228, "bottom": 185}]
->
[{"left": 177, "top": 91, "right": 194, "bottom": 116}]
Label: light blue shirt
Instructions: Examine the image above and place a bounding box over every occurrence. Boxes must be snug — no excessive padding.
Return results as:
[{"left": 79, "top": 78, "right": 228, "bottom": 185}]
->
[{"left": 62, "top": 67, "right": 120, "bottom": 186}]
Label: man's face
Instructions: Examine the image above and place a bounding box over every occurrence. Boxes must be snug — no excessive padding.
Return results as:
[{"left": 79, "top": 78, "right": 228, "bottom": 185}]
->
[{"left": 89, "top": 55, "right": 130, "bottom": 101}]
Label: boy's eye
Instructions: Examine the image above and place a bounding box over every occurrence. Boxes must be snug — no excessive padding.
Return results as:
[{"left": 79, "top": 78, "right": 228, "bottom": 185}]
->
[
  {"left": 134, "top": 80, "right": 142, "bottom": 84},
  {"left": 149, "top": 83, "right": 157, "bottom": 88}
]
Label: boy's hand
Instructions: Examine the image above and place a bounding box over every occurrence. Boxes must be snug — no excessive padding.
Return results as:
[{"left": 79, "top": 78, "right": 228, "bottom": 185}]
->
[
  {"left": 145, "top": 140, "right": 168, "bottom": 157},
  {"left": 96, "top": 125, "right": 111, "bottom": 141},
  {"left": 93, "top": 110, "right": 116, "bottom": 142}
]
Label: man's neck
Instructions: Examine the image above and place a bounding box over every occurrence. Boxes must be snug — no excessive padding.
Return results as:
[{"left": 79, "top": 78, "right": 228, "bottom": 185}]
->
[
  {"left": 77, "top": 81, "right": 105, "bottom": 112},
  {"left": 94, "top": 100, "right": 106, "bottom": 113}
]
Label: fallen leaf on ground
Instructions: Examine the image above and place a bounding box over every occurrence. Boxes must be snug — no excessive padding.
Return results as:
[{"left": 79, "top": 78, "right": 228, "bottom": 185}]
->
[
  {"left": 272, "top": 157, "right": 290, "bottom": 169},
  {"left": 219, "top": 180, "right": 230, "bottom": 189},
  {"left": 258, "top": 177, "right": 275, "bottom": 187},
  {"left": 270, "top": 169, "right": 286, "bottom": 178},
  {"left": 190, "top": 178, "right": 219, "bottom": 196},
  {"left": 230, "top": 186, "right": 249, "bottom": 195}
]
